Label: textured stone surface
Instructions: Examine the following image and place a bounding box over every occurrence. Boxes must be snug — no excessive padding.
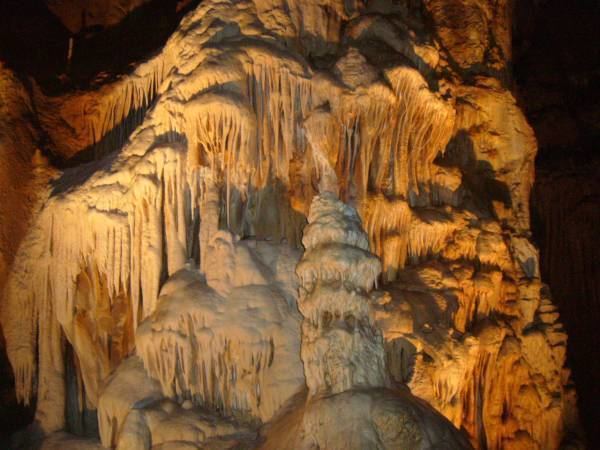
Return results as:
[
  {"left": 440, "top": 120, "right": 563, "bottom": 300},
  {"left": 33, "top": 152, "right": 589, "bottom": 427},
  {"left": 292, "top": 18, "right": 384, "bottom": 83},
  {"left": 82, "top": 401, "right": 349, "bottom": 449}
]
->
[{"left": 0, "top": 0, "right": 586, "bottom": 448}]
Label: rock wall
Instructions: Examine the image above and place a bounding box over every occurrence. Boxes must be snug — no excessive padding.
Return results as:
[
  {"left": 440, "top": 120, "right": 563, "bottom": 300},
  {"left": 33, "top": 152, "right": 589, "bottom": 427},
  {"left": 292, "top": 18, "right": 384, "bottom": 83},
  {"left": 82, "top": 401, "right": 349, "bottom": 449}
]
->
[
  {"left": 0, "top": 64, "right": 55, "bottom": 443},
  {"left": 0, "top": 0, "right": 584, "bottom": 448}
]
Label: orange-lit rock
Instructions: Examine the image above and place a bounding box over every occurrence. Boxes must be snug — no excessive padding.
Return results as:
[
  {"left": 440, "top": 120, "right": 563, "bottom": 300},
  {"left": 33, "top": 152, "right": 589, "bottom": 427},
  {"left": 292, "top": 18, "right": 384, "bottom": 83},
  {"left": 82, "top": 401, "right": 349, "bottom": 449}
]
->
[{"left": 0, "top": 0, "right": 584, "bottom": 448}]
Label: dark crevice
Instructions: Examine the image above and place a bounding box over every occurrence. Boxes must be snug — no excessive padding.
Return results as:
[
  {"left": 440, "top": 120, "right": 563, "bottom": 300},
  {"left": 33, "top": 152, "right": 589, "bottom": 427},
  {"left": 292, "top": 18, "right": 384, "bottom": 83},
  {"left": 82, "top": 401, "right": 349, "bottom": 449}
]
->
[
  {"left": 0, "top": 0, "right": 201, "bottom": 95},
  {"left": 514, "top": 0, "right": 600, "bottom": 446}
]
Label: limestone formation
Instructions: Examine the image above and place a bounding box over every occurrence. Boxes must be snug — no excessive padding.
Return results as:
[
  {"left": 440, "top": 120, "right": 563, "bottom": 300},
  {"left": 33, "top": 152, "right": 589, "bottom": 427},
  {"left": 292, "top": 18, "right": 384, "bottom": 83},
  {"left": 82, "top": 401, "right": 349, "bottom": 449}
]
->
[
  {"left": 259, "top": 189, "right": 471, "bottom": 449},
  {"left": 0, "top": 0, "right": 583, "bottom": 449}
]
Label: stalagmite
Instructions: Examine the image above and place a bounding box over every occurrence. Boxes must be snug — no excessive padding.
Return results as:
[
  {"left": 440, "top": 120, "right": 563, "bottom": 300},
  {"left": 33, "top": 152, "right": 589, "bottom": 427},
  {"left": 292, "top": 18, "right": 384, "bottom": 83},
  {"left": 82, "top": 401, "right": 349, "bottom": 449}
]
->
[{"left": 261, "top": 175, "right": 471, "bottom": 449}]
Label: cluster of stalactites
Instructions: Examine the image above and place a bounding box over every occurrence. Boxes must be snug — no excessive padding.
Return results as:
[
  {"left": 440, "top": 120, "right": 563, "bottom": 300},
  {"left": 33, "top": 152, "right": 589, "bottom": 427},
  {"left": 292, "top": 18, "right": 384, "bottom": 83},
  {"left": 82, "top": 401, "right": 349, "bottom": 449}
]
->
[
  {"left": 360, "top": 194, "right": 464, "bottom": 281},
  {"left": 136, "top": 314, "right": 275, "bottom": 419},
  {"left": 144, "top": 58, "right": 315, "bottom": 226},
  {"left": 66, "top": 40, "right": 455, "bottom": 224},
  {"left": 159, "top": 52, "right": 455, "bottom": 237},
  {"left": 414, "top": 318, "right": 569, "bottom": 450},
  {"left": 1, "top": 144, "right": 214, "bottom": 406},
  {"left": 385, "top": 66, "right": 456, "bottom": 200},
  {"left": 316, "top": 66, "right": 456, "bottom": 205}
]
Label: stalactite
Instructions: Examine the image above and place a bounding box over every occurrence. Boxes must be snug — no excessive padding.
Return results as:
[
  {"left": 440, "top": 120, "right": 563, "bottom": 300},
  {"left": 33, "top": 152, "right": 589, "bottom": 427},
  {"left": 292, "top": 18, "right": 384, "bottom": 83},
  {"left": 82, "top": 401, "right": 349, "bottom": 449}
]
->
[
  {"left": 245, "top": 62, "right": 313, "bottom": 187},
  {"left": 360, "top": 195, "right": 412, "bottom": 280},
  {"left": 1, "top": 143, "right": 209, "bottom": 407},
  {"left": 360, "top": 195, "right": 467, "bottom": 281},
  {"left": 385, "top": 67, "right": 456, "bottom": 201},
  {"left": 135, "top": 264, "right": 303, "bottom": 422},
  {"left": 137, "top": 316, "right": 274, "bottom": 417}
]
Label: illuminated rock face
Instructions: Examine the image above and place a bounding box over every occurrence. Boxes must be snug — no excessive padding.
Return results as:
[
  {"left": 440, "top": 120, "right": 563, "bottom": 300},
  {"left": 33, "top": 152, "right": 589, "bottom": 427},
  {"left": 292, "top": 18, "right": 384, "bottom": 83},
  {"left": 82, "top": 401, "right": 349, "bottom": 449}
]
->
[
  {"left": 259, "top": 189, "right": 471, "bottom": 449},
  {"left": 0, "top": 0, "right": 582, "bottom": 449}
]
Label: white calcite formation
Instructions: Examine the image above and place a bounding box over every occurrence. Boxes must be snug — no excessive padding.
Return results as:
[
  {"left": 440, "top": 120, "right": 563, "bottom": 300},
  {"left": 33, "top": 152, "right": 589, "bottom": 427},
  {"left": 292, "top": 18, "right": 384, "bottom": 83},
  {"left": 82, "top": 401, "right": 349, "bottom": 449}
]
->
[
  {"left": 135, "top": 250, "right": 304, "bottom": 424},
  {"left": 296, "top": 192, "right": 388, "bottom": 395},
  {"left": 259, "top": 190, "right": 471, "bottom": 449},
  {"left": 0, "top": 0, "right": 583, "bottom": 448}
]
